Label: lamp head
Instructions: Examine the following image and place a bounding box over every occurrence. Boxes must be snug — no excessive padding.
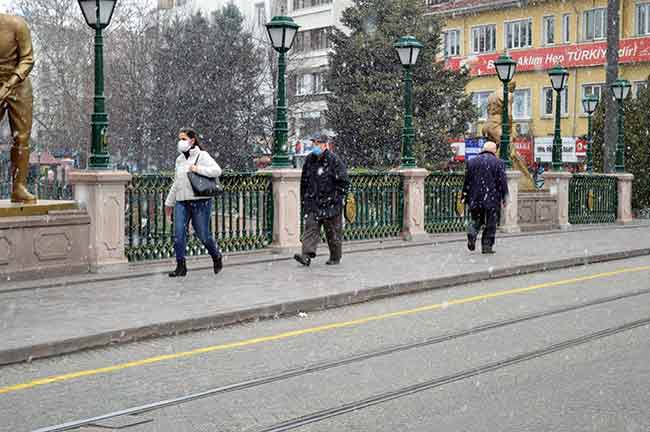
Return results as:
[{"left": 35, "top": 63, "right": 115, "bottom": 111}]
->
[
  {"left": 266, "top": 16, "right": 299, "bottom": 53},
  {"left": 582, "top": 95, "right": 599, "bottom": 115},
  {"left": 78, "top": 0, "right": 117, "bottom": 29},
  {"left": 611, "top": 78, "right": 632, "bottom": 101},
  {"left": 393, "top": 35, "right": 424, "bottom": 68},
  {"left": 494, "top": 53, "right": 517, "bottom": 83},
  {"left": 548, "top": 64, "right": 569, "bottom": 92}
]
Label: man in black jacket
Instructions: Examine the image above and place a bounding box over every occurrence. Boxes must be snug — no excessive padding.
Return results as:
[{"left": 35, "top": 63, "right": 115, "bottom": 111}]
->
[
  {"left": 462, "top": 141, "right": 509, "bottom": 254},
  {"left": 294, "top": 135, "right": 350, "bottom": 266}
]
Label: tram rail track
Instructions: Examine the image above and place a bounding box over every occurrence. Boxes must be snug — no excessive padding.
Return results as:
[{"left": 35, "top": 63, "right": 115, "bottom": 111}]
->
[{"left": 32, "top": 287, "right": 650, "bottom": 432}]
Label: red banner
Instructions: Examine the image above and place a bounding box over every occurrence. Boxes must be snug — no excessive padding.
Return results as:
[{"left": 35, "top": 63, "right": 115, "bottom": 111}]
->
[
  {"left": 513, "top": 136, "right": 533, "bottom": 166},
  {"left": 445, "top": 37, "right": 650, "bottom": 76}
]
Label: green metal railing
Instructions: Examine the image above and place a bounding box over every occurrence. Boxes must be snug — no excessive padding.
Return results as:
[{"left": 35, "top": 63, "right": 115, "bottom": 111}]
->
[
  {"left": 125, "top": 172, "right": 273, "bottom": 262},
  {"left": 424, "top": 172, "right": 469, "bottom": 233},
  {"left": 569, "top": 175, "right": 618, "bottom": 224},
  {"left": 0, "top": 160, "right": 72, "bottom": 201},
  {"left": 343, "top": 172, "right": 404, "bottom": 240}
]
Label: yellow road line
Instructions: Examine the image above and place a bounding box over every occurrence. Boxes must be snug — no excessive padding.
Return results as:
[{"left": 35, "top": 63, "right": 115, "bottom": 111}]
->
[{"left": 2, "top": 264, "right": 650, "bottom": 396}]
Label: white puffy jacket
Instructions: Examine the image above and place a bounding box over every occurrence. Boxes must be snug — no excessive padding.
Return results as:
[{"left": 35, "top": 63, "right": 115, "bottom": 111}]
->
[{"left": 165, "top": 146, "right": 222, "bottom": 207}]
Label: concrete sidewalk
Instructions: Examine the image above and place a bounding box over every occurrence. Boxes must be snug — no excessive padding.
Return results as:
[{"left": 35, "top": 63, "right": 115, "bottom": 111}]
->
[{"left": 1, "top": 223, "right": 649, "bottom": 365}]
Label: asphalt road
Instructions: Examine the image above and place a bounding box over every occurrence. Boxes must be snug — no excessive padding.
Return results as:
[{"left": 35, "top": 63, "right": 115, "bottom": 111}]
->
[{"left": 2, "top": 256, "right": 650, "bottom": 432}]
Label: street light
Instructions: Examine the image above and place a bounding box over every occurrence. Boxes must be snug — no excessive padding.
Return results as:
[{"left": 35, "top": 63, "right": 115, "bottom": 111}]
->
[
  {"left": 494, "top": 53, "right": 517, "bottom": 169},
  {"left": 548, "top": 64, "right": 569, "bottom": 171},
  {"left": 78, "top": 0, "right": 117, "bottom": 170},
  {"left": 581, "top": 95, "right": 599, "bottom": 173},
  {"left": 611, "top": 78, "right": 631, "bottom": 173},
  {"left": 393, "top": 35, "right": 423, "bottom": 168},
  {"left": 266, "top": 16, "right": 299, "bottom": 168}
]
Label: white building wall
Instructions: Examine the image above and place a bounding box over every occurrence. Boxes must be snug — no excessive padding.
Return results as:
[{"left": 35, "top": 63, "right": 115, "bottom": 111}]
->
[{"left": 287, "top": 0, "right": 352, "bottom": 141}]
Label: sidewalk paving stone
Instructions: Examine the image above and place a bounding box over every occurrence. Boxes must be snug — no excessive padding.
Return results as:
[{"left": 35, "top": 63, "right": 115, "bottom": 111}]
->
[{"left": 0, "top": 223, "right": 649, "bottom": 365}]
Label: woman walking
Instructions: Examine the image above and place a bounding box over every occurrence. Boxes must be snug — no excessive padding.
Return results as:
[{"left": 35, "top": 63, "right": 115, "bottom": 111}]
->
[{"left": 165, "top": 128, "right": 223, "bottom": 277}]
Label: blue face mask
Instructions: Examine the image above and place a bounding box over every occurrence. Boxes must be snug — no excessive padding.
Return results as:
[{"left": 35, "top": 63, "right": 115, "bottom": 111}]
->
[{"left": 311, "top": 146, "right": 322, "bottom": 156}]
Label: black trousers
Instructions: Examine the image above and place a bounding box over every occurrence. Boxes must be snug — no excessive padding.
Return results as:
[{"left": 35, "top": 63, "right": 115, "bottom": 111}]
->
[
  {"left": 302, "top": 213, "right": 343, "bottom": 261},
  {"left": 468, "top": 208, "right": 499, "bottom": 250}
]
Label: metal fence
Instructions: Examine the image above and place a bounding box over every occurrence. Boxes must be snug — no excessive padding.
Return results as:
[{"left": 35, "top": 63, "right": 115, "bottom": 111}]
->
[
  {"left": 0, "top": 159, "right": 72, "bottom": 201},
  {"left": 424, "top": 172, "right": 469, "bottom": 233},
  {"left": 343, "top": 172, "right": 404, "bottom": 240},
  {"left": 569, "top": 175, "right": 618, "bottom": 224},
  {"left": 125, "top": 172, "right": 274, "bottom": 262}
]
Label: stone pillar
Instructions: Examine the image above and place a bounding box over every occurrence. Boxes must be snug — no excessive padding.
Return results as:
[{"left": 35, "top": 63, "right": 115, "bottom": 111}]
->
[
  {"left": 68, "top": 170, "right": 132, "bottom": 272},
  {"left": 261, "top": 168, "right": 302, "bottom": 253},
  {"left": 543, "top": 171, "right": 572, "bottom": 230},
  {"left": 500, "top": 170, "right": 521, "bottom": 233},
  {"left": 398, "top": 168, "right": 429, "bottom": 241},
  {"left": 613, "top": 173, "right": 634, "bottom": 224}
]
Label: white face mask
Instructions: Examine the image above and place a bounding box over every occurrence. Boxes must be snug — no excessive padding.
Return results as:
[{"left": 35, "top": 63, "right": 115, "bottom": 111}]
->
[{"left": 177, "top": 139, "right": 192, "bottom": 154}]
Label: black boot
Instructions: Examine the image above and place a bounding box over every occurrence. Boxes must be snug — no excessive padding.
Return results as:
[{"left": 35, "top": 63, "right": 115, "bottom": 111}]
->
[
  {"left": 213, "top": 255, "right": 223, "bottom": 274},
  {"left": 467, "top": 234, "right": 476, "bottom": 251},
  {"left": 169, "top": 259, "right": 187, "bottom": 277},
  {"left": 294, "top": 254, "right": 311, "bottom": 267}
]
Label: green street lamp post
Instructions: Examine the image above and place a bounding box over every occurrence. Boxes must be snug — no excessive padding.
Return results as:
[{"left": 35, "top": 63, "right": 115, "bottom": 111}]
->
[
  {"left": 548, "top": 64, "right": 569, "bottom": 171},
  {"left": 266, "top": 16, "right": 299, "bottom": 168},
  {"left": 494, "top": 53, "right": 517, "bottom": 169},
  {"left": 78, "top": 0, "right": 117, "bottom": 170},
  {"left": 581, "top": 95, "right": 599, "bottom": 173},
  {"left": 611, "top": 78, "right": 631, "bottom": 173},
  {"left": 393, "top": 36, "right": 423, "bottom": 169}
]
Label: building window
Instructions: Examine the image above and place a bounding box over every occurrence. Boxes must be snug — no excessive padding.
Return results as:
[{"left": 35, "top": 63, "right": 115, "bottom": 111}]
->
[
  {"left": 444, "top": 30, "right": 460, "bottom": 57},
  {"left": 633, "top": 80, "right": 649, "bottom": 98},
  {"left": 310, "top": 27, "right": 330, "bottom": 51},
  {"left": 293, "top": 27, "right": 331, "bottom": 53},
  {"left": 255, "top": 3, "right": 265, "bottom": 27},
  {"left": 426, "top": 0, "right": 450, "bottom": 5},
  {"left": 294, "top": 31, "right": 307, "bottom": 52},
  {"left": 543, "top": 16, "right": 555, "bottom": 45},
  {"left": 542, "top": 87, "right": 568, "bottom": 117},
  {"left": 582, "top": 84, "right": 603, "bottom": 112},
  {"left": 472, "top": 92, "right": 492, "bottom": 120},
  {"left": 312, "top": 72, "right": 326, "bottom": 93},
  {"left": 562, "top": 14, "right": 571, "bottom": 43},
  {"left": 637, "top": 3, "right": 650, "bottom": 35},
  {"left": 583, "top": 8, "right": 607, "bottom": 41},
  {"left": 471, "top": 25, "right": 496, "bottom": 54},
  {"left": 293, "top": 0, "right": 331, "bottom": 11},
  {"left": 513, "top": 89, "right": 531, "bottom": 120},
  {"left": 297, "top": 74, "right": 311, "bottom": 96},
  {"left": 505, "top": 19, "right": 532, "bottom": 50}
]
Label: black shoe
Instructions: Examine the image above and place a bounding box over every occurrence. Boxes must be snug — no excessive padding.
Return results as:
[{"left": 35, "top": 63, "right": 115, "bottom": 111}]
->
[
  {"left": 213, "top": 255, "right": 223, "bottom": 274},
  {"left": 482, "top": 248, "right": 495, "bottom": 255},
  {"left": 467, "top": 234, "right": 476, "bottom": 251},
  {"left": 169, "top": 260, "right": 187, "bottom": 277},
  {"left": 326, "top": 259, "right": 340, "bottom": 265},
  {"left": 294, "top": 254, "right": 311, "bottom": 267}
]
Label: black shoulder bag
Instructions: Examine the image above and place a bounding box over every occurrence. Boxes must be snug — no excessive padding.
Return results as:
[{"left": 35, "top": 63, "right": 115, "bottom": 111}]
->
[{"left": 187, "top": 153, "right": 224, "bottom": 197}]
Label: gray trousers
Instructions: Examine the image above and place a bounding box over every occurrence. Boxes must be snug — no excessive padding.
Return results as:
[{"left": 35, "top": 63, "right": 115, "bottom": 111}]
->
[{"left": 302, "top": 213, "right": 343, "bottom": 261}]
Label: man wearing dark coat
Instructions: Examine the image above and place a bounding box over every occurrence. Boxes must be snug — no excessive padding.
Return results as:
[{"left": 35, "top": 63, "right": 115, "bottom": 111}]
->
[
  {"left": 462, "top": 141, "right": 509, "bottom": 254},
  {"left": 294, "top": 134, "right": 350, "bottom": 266}
]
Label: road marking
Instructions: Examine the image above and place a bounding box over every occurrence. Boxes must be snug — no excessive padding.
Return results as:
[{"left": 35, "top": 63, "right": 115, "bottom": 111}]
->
[{"left": 2, "top": 264, "right": 650, "bottom": 396}]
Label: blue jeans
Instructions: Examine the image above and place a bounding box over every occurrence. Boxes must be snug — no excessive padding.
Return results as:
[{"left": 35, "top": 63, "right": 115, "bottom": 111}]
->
[{"left": 174, "top": 199, "right": 221, "bottom": 261}]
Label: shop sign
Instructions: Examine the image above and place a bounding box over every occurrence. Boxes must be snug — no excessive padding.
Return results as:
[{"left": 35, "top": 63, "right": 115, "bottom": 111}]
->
[
  {"left": 446, "top": 37, "right": 650, "bottom": 77},
  {"left": 534, "top": 137, "right": 577, "bottom": 163}
]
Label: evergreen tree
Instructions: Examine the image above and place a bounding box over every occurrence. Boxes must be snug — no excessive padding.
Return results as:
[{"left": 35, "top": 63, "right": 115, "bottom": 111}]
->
[
  {"left": 593, "top": 78, "right": 650, "bottom": 211},
  {"left": 150, "top": 6, "right": 267, "bottom": 171},
  {"left": 326, "top": 0, "right": 475, "bottom": 169}
]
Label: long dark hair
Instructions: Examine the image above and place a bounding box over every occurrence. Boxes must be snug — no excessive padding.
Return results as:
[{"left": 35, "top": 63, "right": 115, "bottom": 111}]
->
[{"left": 179, "top": 127, "right": 204, "bottom": 150}]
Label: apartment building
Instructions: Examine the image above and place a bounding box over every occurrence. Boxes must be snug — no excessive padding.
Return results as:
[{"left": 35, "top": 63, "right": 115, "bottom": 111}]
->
[
  {"left": 431, "top": 0, "right": 650, "bottom": 161},
  {"left": 286, "top": 0, "right": 352, "bottom": 140}
]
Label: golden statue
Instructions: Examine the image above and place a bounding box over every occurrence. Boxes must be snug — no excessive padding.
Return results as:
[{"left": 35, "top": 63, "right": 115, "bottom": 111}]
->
[
  {"left": 482, "top": 81, "right": 536, "bottom": 191},
  {"left": 0, "top": 13, "right": 37, "bottom": 203}
]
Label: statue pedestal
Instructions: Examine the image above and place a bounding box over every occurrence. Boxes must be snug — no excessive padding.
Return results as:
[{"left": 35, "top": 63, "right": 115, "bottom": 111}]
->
[{"left": 0, "top": 201, "right": 91, "bottom": 280}]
